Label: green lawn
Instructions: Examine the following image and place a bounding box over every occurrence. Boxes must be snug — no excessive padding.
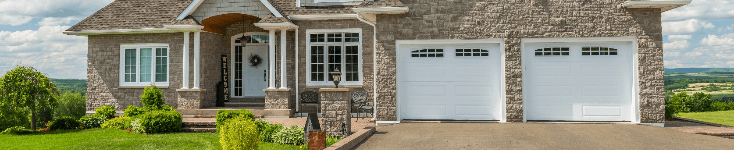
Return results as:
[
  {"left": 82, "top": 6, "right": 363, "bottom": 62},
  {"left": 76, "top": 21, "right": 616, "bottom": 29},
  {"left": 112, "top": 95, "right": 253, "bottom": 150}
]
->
[
  {"left": 676, "top": 110, "right": 734, "bottom": 126},
  {"left": 0, "top": 128, "right": 303, "bottom": 150}
]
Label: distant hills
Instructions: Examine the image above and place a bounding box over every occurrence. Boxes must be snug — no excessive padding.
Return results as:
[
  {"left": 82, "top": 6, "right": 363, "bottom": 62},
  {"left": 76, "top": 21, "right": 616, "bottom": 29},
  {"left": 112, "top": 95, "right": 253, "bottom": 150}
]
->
[{"left": 664, "top": 68, "right": 734, "bottom": 74}]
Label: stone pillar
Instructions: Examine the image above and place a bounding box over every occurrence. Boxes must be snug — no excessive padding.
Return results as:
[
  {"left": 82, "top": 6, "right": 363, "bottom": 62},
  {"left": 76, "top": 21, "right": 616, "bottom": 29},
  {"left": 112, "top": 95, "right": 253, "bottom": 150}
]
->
[
  {"left": 319, "top": 88, "right": 351, "bottom": 137},
  {"left": 264, "top": 88, "right": 293, "bottom": 117},
  {"left": 176, "top": 89, "right": 206, "bottom": 109}
]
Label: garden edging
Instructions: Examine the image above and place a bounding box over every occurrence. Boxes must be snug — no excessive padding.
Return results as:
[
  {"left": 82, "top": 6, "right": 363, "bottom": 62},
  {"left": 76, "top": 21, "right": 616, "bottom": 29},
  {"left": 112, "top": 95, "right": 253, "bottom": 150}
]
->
[
  {"left": 672, "top": 117, "right": 733, "bottom": 127},
  {"left": 325, "top": 126, "right": 376, "bottom": 150}
]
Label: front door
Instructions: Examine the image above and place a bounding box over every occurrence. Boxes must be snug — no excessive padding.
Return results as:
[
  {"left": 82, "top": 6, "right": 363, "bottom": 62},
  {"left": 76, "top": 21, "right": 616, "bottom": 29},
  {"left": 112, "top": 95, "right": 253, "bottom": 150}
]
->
[{"left": 243, "top": 45, "right": 268, "bottom": 96}]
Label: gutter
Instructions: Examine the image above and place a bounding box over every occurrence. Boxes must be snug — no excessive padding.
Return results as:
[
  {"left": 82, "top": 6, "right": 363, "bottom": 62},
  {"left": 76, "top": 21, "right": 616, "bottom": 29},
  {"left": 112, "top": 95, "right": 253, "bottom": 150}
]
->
[
  {"left": 356, "top": 15, "right": 378, "bottom": 121},
  {"left": 63, "top": 25, "right": 204, "bottom": 36}
]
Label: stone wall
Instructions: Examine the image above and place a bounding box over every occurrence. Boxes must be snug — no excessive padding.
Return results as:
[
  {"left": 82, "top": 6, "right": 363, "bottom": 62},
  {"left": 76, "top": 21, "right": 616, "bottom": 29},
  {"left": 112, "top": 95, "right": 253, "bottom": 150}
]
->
[
  {"left": 374, "top": 0, "right": 664, "bottom": 123},
  {"left": 319, "top": 88, "right": 351, "bottom": 137},
  {"left": 293, "top": 19, "right": 375, "bottom": 113}
]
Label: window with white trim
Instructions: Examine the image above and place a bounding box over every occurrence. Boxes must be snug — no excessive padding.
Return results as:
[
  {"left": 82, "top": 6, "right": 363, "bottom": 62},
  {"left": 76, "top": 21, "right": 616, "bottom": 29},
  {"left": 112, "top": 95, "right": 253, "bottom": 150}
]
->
[
  {"left": 534, "top": 47, "right": 569, "bottom": 56},
  {"left": 307, "top": 31, "right": 362, "bottom": 85},
  {"left": 120, "top": 44, "right": 169, "bottom": 86},
  {"left": 582, "top": 47, "right": 618, "bottom": 56}
]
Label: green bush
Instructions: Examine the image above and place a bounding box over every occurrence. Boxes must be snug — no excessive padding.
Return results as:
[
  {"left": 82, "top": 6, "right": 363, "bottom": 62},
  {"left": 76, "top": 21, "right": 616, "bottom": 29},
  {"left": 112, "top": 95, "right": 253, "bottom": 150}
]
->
[
  {"left": 53, "top": 92, "right": 86, "bottom": 120},
  {"left": 130, "top": 118, "right": 143, "bottom": 133},
  {"left": 254, "top": 119, "right": 269, "bottom": 134},
  {"left": 687, "top": 92, "right": 714, "bottom": 112},
  {"left": 216, "top": 109, "right": 255, "bottom": 131},
  {"left": 48, "top": 116, "right": 80, "bottom": 130},
  {"left": 0, "top": 105, "right": 30, "bottom": 131},
  {"left": 123, "top": 105, "right": 146, "bottom": 117},
  {"left": 95, "top": 105, "right": 116, "bottom": 119},
  {"left": 1, "top": 126, "right": 35, "bottom": 135},
  {"left": 712, "top": 101, "right": 730, "bottom": 111},
  {"left": 101, "top": 116, "right": 132, "bottom": 130},
  {"left": 133, "top": 110, "right": 182, "bottom": 133},
  {"left": 272, "top": 125, "right": 305, "bottom": 145},
  {"left": 219, "top": 117, "right": 258, "bottom": 150},
  {"left": 79, "top": 114, "right": 106, "bottom": 128},
  {"left": 141, "top": 85, "right": 165, "bottom": 110},
  {"left": 325, "top": 135, "right": 342, "bottom": 147},
  {"left": 161, "top": 105, "right": 175, "bottom": 111},
  {"left": 259, "top": 122, "right": 283, "bottom": 143}
]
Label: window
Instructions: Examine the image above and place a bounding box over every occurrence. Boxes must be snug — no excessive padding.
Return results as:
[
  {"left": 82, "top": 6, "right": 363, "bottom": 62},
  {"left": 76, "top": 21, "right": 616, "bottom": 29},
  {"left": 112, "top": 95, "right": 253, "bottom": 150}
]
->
[
  {"left": 582, "top": 47, "right": 618, "bottom": 56},
  {"left": 411, "top": 49, "right": 444, "bottom": 57},
  {"left": 456, "top": 49, "right": 489, "bottom": 57},
  {"left": 235, "top": 35, "right": 269, "bottom": 44},
  {"left": 307, "top": 30, "right": 362, "bottom": 85},
  {"left": 534, "top": 47, "right": 569, "bottom": 56},
  {"left": 120, "top": 44, "right": 169, "bottom": 86}
]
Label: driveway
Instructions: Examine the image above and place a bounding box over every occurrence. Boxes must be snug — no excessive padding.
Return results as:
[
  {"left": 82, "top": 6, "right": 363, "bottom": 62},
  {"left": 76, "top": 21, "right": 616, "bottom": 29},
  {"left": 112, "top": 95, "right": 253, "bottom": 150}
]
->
[{"left": 354, "top": 123, "right": 734, "bottom": 149}]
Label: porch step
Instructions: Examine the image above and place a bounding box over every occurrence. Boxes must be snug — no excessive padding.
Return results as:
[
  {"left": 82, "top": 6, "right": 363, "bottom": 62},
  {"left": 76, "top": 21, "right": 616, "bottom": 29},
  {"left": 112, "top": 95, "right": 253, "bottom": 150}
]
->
[
  {"left": 177, "top": 107, "right": 265, "bottom": 116},
  {"left": 227, "top": 98, "right": 265, "bottom": 103},
  {"left": 182, "top": 121, "right": 216, "bottom": 128},
  {"left": 181, "top": 119, "right": 216, "bottom": 132},
  {"left": 182, "top": 127, "right": 216, "bottom": 132},
  {"left": 224, "top": 102, "right": 265, "bottom": 107}
]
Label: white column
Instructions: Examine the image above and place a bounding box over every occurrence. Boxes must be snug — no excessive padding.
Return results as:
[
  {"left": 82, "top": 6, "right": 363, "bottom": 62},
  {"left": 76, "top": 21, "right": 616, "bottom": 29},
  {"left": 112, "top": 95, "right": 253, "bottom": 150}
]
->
[
  {"left": 280, "top": 29, "right": 287, "bottom": 89},
  {"left": 182, "top": 32, "right": 190, "bottom": 89},
  {"left": 193, "top": 31, "right": 201, "bottom": 89},
  {"left": 268, "top": 29, "right": 276, "bottom": 89}
]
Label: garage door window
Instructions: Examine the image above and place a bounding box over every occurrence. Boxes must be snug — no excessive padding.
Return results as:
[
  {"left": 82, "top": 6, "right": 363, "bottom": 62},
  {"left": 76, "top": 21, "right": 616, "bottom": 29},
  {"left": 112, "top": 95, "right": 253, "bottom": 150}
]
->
[
  {"left": 307, "top": 30, "right": 362, "bottom": 86},
  {"left": 582, "top": 47, "right": 618, "bottom": 56},
  {"left": 534, "top": 47, "right": 569, "bottom": 56},
  {"left": 411, "top": 49, "right": 444, "bottom": 57},
  {"left": 456, "top": 49, "right": 489, "bottom": 57}
]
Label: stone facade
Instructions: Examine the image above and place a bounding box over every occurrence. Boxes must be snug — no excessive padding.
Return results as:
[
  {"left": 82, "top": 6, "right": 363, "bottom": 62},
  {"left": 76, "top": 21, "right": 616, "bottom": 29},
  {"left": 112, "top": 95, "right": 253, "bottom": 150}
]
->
[
  {"left": 319, "top": 88, "right": 351, "bottom": 137},
  {"left": 264, "top": 89, "right": 293, "bottom": 109},
  {"left": 177, "top": 89, "right": 206, "bottom": 109},
  {"left": 374, "top": 0, "right": 664, "bottom": 123}
]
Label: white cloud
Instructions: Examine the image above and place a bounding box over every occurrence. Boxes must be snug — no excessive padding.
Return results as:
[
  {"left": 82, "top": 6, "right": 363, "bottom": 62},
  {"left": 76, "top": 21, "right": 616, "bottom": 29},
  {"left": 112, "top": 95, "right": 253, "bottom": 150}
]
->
[
  {"left": 718, "top": 24, "right": 734, "bottom": 32},
  {"left": 668, "top": 35, "right": 692, "bottom": 41},
  {"left": 701, "top": 33, "right": 734, "bottom": 46},
  {"left": 37, "top": 16, "right": 82, "bottom": 26},
  {"left": 662, "top": 19, "right": 715, "bottom": 34},
  {"left": 0, "top": 0, "right": 112, "bottom": 26},
  {"left": 663, "top": 0, "right": 734, "bottom": 21},
  {"left": 0, "top": 25, "right": 88, "bottom": 79},
  {"left": 664, "top": 40, "right": 689, "bottom": 50}
]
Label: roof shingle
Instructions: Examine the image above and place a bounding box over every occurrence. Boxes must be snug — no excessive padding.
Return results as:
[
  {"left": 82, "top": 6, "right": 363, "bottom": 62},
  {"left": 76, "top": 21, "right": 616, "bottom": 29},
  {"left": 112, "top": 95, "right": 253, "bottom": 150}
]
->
[{"left": 66, "top": 0, "right": 195, "bottom": 31}]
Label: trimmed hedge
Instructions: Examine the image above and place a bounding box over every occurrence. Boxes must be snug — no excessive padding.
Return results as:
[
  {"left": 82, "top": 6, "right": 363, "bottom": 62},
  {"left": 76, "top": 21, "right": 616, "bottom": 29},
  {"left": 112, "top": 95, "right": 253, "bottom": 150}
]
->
[
  {"left": 272, "top": 125, "right": 305, "bottom": 145},
  {"left": 123, "top": 105, "right": 146, "bottom": 117},
  {"left": 131, "top": 110, "right": 182, "bottom": 133},
  {"left": 1, "top": 126, "right": 35, "bottom": 135},
  {"left": 79, "top": 114, "right": 106, "bottom": 128},
  {"left": 216, "top": 109, "right": 255, "bottom": 131},
  {"left": 141, "top": 85, "right": 166, "bottom": 110},
  {"left": 219, "top": 117, "right": 258, "bottom": 150},
  {"left": 95, "top": 105, "right": 116, "bottom": 119},
  {"left": 258, "top": 121, "right": 283, "bottom": 143},
  {"left": 101, "top": 116, "right": 132, "bottom": 130},
  {"left": 49, "top": 116, "right": 80, "bottom": 130}
]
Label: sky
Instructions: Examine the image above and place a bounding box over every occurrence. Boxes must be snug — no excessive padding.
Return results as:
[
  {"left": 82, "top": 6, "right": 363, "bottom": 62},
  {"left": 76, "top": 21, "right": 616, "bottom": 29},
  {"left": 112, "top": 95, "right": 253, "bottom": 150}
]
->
[{"left": 0, "top": 0, "right": 733, "bottom": 79}]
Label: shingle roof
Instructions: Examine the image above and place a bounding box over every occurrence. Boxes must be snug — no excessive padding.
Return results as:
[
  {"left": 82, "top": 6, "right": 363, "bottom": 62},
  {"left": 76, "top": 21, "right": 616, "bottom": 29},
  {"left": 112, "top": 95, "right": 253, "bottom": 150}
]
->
[
  {"left": 258, "top": 15, "right": 291, "bottom": 23},
  {"left": 66, "top": 0, "right": 195, "bottom": 31},
  {"left": 270, "top": 0, "right": 405, "bottom": 16}
]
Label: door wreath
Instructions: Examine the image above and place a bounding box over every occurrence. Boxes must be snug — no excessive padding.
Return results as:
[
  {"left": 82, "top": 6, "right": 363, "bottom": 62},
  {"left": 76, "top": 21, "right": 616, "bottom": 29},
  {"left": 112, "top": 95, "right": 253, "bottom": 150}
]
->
[{"left": 249, "top": 54, "right": 263, "bottom": 67}]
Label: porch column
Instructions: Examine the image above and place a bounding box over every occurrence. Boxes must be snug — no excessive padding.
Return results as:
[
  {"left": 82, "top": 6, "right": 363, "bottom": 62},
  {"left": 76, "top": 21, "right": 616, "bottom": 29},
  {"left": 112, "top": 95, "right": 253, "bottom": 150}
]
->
[
  {"left": 193, "top": 31, "right": 201, "bottom": 89},
  {"left": 280, "top": 29, "right": 287, "bottom": 89},
  {"left": 268, "top": 29, "right": 276, "bottom": 89},
  {"left": 182, "top": 32, "right": 189, "bottom": 89}
]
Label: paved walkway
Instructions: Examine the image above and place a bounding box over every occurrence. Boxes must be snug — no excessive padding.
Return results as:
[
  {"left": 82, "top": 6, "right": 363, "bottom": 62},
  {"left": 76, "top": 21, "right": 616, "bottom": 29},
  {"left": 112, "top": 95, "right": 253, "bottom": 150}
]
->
[
  {"left": 354, "top": 123, "right": 734, "bottom": 149},
  {"left": 182, "top": 117, "right": 374, "bottom": 133}
]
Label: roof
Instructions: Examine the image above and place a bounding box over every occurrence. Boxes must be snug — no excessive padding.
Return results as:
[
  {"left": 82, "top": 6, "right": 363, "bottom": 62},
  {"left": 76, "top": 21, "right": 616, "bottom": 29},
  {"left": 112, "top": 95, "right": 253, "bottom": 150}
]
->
[
  {"left": 258, "top": 15, "right": 291, "bottom": 23},
  {"left": 66, "top": 0, "right": 195, "bottom": 31},
  {"left": 270, "top": 0, "right": 404, "bottom": 16}
]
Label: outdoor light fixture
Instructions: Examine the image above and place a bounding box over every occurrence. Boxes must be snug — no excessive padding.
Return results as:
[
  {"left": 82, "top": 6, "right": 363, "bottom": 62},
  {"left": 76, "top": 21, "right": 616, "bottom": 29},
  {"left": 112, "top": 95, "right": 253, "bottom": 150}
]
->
[
  {"left": 239, "top": 16, "right": 250, "bottom": 47},
  {"left": 330, "top": 68, "right": 342, "bottom": 88}
]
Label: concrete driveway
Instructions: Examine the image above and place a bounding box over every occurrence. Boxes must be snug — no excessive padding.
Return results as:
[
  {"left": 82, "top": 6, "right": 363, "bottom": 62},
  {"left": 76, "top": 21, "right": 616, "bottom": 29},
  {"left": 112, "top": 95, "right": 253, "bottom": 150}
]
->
[{"left": 354, "top": 123, "right": 734, "bottom": 149}]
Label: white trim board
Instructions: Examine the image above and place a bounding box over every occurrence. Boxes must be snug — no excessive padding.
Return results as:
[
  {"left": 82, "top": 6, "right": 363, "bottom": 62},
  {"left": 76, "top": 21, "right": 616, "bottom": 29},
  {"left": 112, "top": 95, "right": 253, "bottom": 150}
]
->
[
  {"left": 63, "top": 25, "right": 203, "bottom": 36},
  {"left": 352, "top": 7, "right": 409, "bottom": 14},
  {"left": 176, "top": 0, "right": 283, "bottom": 20},
  {"left": 288, "top": 14, "right": 359, "bottom": 20},
  {"left": 519, "top": 37, "right": 639, "bottom": 123},
  {"left": 622, "top": 0, "right": 692, "bottom": 12}
]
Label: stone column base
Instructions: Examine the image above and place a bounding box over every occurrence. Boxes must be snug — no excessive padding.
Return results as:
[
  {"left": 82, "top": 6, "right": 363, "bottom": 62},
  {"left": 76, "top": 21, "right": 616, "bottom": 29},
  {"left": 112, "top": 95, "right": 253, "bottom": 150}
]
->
[
  {"left": 319, "top": 88, "right": 351, "bottom": 137},
  {"left": 264, "top": 88, "right": 293, "bottom": 118},
  {"left": 176, "top": 89, "right": 206, "bottom": 109}
]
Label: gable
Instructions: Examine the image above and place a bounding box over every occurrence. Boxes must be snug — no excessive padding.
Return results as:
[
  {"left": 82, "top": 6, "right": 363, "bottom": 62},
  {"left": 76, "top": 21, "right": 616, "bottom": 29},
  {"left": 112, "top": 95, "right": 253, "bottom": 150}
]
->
[{"left": 190, "top": 0, "right": 274, "bottom": 21}]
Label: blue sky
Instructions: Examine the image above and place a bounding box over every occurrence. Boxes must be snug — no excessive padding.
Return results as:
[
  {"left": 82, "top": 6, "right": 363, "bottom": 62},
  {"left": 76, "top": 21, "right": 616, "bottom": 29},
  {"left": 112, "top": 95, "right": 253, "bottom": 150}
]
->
[{"left": 0, "top": 0, "right": 733, "bottom": 79}]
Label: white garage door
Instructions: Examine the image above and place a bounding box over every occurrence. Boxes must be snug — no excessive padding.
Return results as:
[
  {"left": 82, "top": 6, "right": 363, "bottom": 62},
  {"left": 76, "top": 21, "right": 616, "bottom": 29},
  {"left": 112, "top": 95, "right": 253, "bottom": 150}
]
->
[
  {"left": 398, "top": 45, "right": 502, "bottom": 120},
  {"left": 525, "top": 43, "right": 633, "bottom": 121}
]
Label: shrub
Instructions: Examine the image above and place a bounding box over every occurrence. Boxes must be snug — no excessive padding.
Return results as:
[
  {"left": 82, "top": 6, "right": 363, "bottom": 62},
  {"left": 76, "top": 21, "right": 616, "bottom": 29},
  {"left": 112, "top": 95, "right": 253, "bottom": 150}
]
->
[
  {"left": 259, "top": 122, "right": 283, "bottom": 143},
  {"left": 123, "top": 105, "right": 146, "bottom": 117},
  {"left": 101, "top": 116, "right": 132, "bottom": 130},
  {"left": 161, "top": 105, "right": 175, "bottom": 111},
  {"left": 79, "top": 114, "right": 106, "bottom": 128},
  {"left": 216, "top": 109, "right": 255, "bottom": 131},
  {"left": 687, "top": 92, "right": 714, "bottom": 112},
  {"left": 95, "top": 105, "right": 116, "bottom": 119},
  {"left": 133, "top": 110, "right": 182, "bottom": 133},
  {"left": 325, "top": 135, "right": 343, "bottom": 147},
  {"left": 130, "top": 118, "right": 143, "bottom": 133},
  {"left": 141, "top": 85, "right": 165, "bottom": 110},
  {"left": 254, "top": 119, "right": 269, "bottom": 134},
  {"left": 1, "top": 126, "right": 35, "bottom": 135},
  {"left": 53, "top": 92, "right": 86, "bottom": 120},
  {"left": 0, "top": 105, "right": 29, "bottom": 131},
  {"left": 219, "top": 117, "right": 258, "bottom": 150},
  {"left": 48, "top": 116, "right": 80, "bottom": 130},
  {"left": 712, "top": 101, "right": 730, "bottom": 111},
  {"left": 272, "top": 125, "right": 305, "bottom": 145}
]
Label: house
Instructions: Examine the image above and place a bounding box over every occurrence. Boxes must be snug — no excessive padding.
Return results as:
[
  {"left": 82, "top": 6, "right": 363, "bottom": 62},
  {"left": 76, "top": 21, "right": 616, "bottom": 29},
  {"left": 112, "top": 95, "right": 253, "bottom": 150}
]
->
[{"left": 64, "top": 0, "right": 691, "bottom": 127}]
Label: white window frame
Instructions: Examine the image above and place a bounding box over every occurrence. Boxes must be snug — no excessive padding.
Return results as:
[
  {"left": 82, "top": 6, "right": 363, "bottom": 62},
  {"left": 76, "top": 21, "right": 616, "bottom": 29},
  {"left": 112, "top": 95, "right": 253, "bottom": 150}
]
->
[
  {"left": 119, "top": 44, "right": 170, "bottom": 87},
  {"left": 306, "top": 29, "right": 363, "bottom": 86}
]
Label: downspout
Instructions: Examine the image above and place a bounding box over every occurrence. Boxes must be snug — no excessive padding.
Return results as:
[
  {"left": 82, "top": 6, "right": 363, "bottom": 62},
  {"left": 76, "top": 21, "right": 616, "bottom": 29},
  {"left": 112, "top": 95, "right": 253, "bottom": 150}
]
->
[
  {"left": 295, "top": 28, "right": 300, "bottom": 114},
  {"left": 357, "top": 16, "right": 377, "bottom": 121}
]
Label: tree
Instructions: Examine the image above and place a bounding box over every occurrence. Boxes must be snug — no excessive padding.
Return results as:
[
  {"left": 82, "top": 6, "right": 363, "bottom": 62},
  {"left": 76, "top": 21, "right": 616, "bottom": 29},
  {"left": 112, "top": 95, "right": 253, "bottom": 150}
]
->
[
  {"left": 54, "top": 92, "right": 87, "bottom": 120},
  {"left": 0, "top": 66, "right": 60, "bottom": 130}
]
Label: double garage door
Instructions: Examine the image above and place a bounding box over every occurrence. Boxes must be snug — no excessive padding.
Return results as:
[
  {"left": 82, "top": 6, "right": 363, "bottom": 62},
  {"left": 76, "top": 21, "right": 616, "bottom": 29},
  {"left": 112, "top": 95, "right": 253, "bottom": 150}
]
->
[{"left": 398, "top": 42, "right": 633, "bottom": 121}]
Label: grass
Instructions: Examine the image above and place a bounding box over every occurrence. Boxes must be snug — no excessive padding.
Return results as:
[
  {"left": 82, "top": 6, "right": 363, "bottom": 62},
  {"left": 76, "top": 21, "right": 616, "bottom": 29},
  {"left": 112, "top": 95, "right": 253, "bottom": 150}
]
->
[
  {"left": 676, "top": 110, "right": 734, "bottom": 126},
  {"left": 0, "top": 128, "right": 303, "bottom": 150}
]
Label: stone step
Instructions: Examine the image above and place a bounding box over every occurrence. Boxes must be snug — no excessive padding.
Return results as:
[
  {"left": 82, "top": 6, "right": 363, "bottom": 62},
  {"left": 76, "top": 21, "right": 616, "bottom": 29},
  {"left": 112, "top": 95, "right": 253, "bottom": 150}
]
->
[
  {"left": 182, "top": 121, "right": 216, "bottom": 128},
  {"left": 181, "top": 127, "right": 216, "bottom": 132},
  {"left": 177, "top": 107, "right": 265, "bottom": 116},
  {"left": 224, "top": 102, "right": 265, "bottom": 107},
  {"left": 182, "top": 115, "right": 217, "bottom": 118}
]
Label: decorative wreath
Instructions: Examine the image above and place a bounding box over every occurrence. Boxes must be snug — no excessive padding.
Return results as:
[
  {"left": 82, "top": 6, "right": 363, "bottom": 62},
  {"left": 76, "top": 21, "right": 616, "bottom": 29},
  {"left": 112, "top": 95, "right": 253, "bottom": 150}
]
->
[{"left": 249, "top": 53, "right": 263, "bottom": 67}]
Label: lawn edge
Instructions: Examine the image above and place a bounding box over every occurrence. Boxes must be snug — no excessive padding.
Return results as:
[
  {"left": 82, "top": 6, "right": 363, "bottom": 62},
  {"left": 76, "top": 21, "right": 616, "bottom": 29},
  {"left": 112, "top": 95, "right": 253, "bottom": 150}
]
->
[{"left": 672, "top": 116, "right": 733, "bottom": 127}]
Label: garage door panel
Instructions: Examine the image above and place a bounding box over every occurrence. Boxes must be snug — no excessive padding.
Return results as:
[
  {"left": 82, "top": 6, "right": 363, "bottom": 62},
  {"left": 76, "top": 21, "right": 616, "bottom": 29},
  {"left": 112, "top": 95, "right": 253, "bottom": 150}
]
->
[
  {"left": 581, "top": 86, "right": 621, "bottom": 96},
  {"left": 534, "top": 66, "right": 573, "bottom": 77},
  {"left": 406, "top": 105, "right": 447, "bottom": 116},
  {"left": 407, "top": 84, "right": 446, "bottom": 96},
  {"left": 455, "top": 105, "right": 494, "bottom": 115},
  {"left": 581, "top": 66, "right": 623, "bottom": 77},
  {"left": 533, "top": 86, "right": 573, "bottom": 96},
  {"left": 582, "top": 106, "right": 622, "bottom": 116}
]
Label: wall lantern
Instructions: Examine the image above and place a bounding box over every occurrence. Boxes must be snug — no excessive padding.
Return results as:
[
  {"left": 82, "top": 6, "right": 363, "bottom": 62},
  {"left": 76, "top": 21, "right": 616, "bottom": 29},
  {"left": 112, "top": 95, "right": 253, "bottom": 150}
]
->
[
  {"left": 239, "top": 16, "right": 251, "bottom": 47},
  {"left": 330, "top": 68, "right": 342, "bottom": 88}
]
